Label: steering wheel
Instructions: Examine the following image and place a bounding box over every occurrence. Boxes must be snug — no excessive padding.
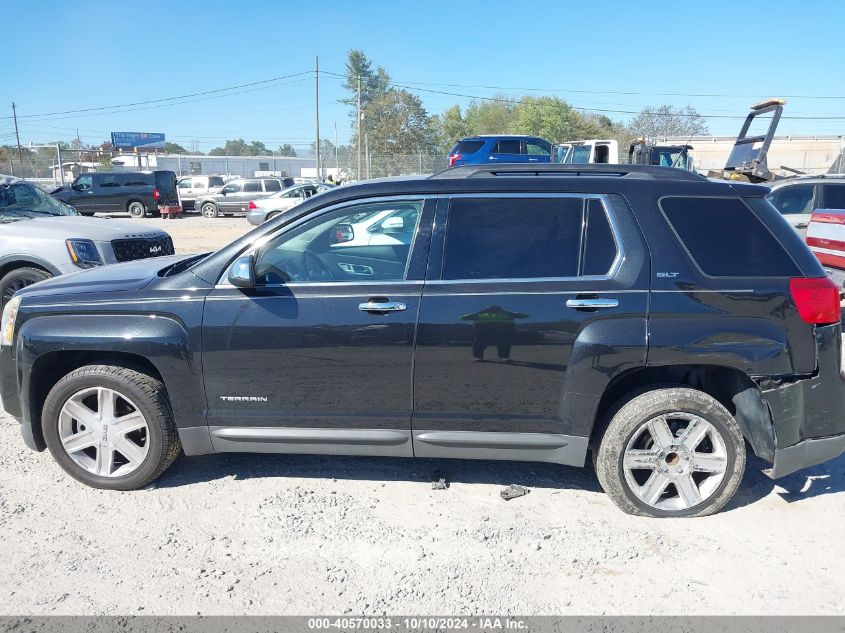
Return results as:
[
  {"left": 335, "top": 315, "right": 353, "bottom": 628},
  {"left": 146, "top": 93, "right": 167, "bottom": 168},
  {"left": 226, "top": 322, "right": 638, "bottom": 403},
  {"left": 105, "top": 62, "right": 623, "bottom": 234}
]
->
[{"left": 300, "top": 250, "right": 333, "bottom": 281}]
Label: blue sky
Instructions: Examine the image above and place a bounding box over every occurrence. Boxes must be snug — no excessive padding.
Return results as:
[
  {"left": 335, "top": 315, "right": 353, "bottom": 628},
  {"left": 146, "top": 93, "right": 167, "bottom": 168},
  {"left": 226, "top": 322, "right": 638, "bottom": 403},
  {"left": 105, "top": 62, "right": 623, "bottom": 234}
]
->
[{"left": 2, "top": 0, "right": 843, "bottom": 153}]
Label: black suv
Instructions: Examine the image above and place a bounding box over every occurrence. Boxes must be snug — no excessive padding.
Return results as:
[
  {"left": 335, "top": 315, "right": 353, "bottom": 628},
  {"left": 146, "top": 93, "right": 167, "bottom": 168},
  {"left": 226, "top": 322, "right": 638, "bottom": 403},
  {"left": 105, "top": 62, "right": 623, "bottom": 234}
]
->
[
  {"left": 52, "top": 170, "right": 179, "bottom": 218},
  {"left": 3, "top": 164, "right": 844, "bottom": 517}
]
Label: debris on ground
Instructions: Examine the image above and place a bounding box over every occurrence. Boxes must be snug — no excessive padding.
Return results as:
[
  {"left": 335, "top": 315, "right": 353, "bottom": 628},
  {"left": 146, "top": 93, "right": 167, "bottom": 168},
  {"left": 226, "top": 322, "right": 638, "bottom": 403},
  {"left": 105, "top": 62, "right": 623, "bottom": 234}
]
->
[
  {"left": 431, "top": 470, "right": 449, "bottom": 490},
  {"left": 500, "top": 484, "right": 530, "bottom": 501}
]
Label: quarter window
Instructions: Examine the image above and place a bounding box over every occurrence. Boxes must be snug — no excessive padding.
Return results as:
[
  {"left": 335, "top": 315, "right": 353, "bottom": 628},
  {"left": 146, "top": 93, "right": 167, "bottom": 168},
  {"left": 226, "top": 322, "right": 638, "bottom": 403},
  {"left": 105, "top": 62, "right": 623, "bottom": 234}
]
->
[
  {"left": 442, "top": 198, "right": 585, "bottom": 280},
  {"left": 661, "top": 196, "right": 799, "bottom": 277},
  {"left": 582, "top": 199, "right": 617, "bottom": 275},
  {"left": 822, "top": 184, "right": 845, "bottom": 210}
]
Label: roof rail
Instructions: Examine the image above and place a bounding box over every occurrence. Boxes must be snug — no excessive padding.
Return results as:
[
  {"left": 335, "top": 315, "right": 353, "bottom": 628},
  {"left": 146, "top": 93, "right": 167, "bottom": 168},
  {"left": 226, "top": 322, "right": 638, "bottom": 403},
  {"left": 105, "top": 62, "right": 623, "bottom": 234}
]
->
[{"left": 429, "top": 163, "right": 708, "bottom": 182}]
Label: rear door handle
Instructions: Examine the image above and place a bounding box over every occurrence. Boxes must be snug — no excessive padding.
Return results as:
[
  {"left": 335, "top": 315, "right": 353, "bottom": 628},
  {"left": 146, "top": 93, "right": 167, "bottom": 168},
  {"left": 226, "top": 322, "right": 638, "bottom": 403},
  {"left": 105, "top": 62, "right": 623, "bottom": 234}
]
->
[
  {"left": 795, "top": 222, "right": 808, "bottom": 229},
  {"left": 358, "top": 301, "right": 407, "bottom": 313},
  {"left": 566, "top": 298, "right": 619, "bottom": 309}
]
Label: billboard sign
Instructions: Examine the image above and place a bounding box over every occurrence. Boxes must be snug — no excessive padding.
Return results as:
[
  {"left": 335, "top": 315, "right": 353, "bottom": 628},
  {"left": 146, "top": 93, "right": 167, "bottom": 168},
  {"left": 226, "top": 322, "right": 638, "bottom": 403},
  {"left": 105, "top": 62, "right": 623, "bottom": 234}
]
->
[{"left": 110, "top": 132, "right": 166, "bottom": 150}]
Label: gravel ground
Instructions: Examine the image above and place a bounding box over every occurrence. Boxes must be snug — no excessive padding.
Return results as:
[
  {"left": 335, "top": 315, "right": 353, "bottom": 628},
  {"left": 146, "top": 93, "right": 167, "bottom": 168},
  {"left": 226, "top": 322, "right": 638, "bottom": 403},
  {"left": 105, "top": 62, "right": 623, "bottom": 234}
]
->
[
  {"left": 1, "top": 413, "right": 844, "bottom": 615},
  {"left": 2, "top": 211, "right": 844, "bottom": 616}
]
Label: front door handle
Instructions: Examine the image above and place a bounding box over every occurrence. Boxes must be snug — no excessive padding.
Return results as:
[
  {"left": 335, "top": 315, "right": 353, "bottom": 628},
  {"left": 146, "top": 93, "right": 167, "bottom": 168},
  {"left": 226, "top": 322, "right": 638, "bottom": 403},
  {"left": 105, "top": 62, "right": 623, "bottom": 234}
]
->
[
  {"left": 795, "top": 222, "right": 808, "bottom": 229},
  {"left": 358, "top": 300, "right": 407, "bottom": 313},
  {"left": 566, "top": 298, "right": 619, "bottom": 309}
]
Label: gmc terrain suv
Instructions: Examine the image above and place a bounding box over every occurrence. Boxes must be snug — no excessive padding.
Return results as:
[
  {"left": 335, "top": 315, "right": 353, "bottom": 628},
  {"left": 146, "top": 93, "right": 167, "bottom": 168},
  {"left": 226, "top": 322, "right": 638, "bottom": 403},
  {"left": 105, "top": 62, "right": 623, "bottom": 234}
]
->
[{"left": 2, "top": 164, "right": 844, "bottom": 518}]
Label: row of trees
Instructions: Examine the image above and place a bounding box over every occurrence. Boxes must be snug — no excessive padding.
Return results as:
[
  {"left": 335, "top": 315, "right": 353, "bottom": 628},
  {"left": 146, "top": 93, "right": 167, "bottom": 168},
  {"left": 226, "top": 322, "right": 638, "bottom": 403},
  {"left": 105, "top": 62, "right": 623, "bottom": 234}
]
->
[{"left": 337, "top": 50, "right": 710, "bottom": 176}]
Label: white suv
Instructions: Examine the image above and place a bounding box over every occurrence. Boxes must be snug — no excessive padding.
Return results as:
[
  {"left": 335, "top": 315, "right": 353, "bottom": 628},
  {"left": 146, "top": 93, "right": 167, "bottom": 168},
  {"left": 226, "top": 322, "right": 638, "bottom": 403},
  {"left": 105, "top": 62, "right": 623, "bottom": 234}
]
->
[{"left": 0, "top": 176, "right": 174, "bottom": 308}]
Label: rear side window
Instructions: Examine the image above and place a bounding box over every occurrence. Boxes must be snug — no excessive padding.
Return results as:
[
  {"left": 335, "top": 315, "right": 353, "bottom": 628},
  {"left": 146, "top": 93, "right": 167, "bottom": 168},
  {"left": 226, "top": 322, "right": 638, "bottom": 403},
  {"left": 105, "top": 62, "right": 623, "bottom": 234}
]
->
[
  {"left": 823, "top": 183, "right": 845, "bottom": 210},
  {"left": 492, "top": 139, "right": 522, "bottom": 155},
  {"left": 452, "top": 140, "right": 485, "bottom": 155},
  {"left": 243, "top": 181, "right": 261, "bottom": 193},
  {"left": 263, "top": 180, "right": 281, "bottom": 192},
  {"left": 525, "top": 139, "right": 551, "bottom": 156},
  {"left": 443, "top": 198, "right": 583, "bottom": 279},
  {"left": 208, "top": 176, "right": 224, "bottom": 187},
  {"left": 120, "top": 173, "right": 154, "bottom": 186},
  {"left": 660, "top": 197, "right": 799, "bottom": 277}
]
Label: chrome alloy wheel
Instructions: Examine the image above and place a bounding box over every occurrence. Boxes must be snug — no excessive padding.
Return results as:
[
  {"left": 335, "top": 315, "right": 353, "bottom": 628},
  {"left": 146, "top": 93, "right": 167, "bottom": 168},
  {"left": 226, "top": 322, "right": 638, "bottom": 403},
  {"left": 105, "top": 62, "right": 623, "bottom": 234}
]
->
[
  {"left": 57, "top": 387, "right": 150, "bottom": 477},
  {"left": 623, "top": 413, "right": 728, "bottom": 511}
]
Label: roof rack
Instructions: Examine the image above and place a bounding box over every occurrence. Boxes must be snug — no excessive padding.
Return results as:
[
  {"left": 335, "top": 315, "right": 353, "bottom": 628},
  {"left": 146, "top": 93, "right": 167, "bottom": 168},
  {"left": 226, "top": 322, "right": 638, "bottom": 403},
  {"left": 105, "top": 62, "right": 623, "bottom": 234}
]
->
[{"left": 429, "top": 163, "right": 708, "bottom": 182}]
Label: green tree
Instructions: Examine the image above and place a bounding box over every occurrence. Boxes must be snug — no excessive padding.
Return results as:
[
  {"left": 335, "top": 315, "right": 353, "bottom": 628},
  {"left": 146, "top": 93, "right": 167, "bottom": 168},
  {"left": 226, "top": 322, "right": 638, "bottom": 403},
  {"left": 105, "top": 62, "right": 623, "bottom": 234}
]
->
[
  {"left": 277, "top": 143, "right": 297, "bottom": 157},
  {"left": 434, "top": 104, "right": 469, "bottom": 152},
  {"left": 363, "top": 89, "right": 436, "bottom": 177},
  {"left": 463, "top": 97, "right": 518, "bottom": 136},
  {"left": 249, "top": 140, "right": 269, "bottom": 155},
  {"left": 341, "top": 49, "right": 391, "bottom": 109},
  {"left": 162, "top": 142, "right": 187, "bottom": 154},
  {"left": 208, "top": 139, "right": 271, "bottom": 156}
]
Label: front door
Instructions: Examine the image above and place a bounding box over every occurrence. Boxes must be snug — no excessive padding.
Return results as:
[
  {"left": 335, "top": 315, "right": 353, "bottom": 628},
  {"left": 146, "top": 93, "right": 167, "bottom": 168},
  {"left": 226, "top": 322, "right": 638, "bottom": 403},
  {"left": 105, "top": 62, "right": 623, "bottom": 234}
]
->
[
  {"left": 412, "top": 194, "right": 648, "bottom": 466},
  {"left": 68, "top": 174, "right": 97, "bottom": 213},
  {"left": 201, "top": 197, "right": 434, "bottom": 456},
  {"left": 217, "top": 181, "right": 243, "bottom": 213}
]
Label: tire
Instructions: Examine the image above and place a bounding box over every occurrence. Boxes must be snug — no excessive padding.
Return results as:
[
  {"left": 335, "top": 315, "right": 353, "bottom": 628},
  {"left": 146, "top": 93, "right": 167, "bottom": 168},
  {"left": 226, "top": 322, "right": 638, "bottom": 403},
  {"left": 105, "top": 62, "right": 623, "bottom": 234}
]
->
[
  {"left": 41, "top": 365, "right": 181, "bottom": 490},
  {"left": 200, "top": 202, "right": 218, "bottom": 218},
  {"left": 265, "top": 211, "right": 280, "bottom": 224},
  {"left": 0, "top": 267, "right": 52, "bottom": 309},
  {"left": 594, "top": 386, "right": 745, "bottom": 518},
  {"left": 127, "top": 201, "right": 146, "bottom": 218}
]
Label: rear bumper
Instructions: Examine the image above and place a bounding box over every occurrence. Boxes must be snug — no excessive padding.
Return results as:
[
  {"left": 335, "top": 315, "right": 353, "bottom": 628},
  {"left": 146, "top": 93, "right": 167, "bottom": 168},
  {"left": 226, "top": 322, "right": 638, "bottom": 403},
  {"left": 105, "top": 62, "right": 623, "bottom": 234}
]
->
[
  {"left": 761, "top": 323, "right": 845, "bottom": 478},
  {"left": 765, "top": 433, "right": 845, "bottom": 478}
]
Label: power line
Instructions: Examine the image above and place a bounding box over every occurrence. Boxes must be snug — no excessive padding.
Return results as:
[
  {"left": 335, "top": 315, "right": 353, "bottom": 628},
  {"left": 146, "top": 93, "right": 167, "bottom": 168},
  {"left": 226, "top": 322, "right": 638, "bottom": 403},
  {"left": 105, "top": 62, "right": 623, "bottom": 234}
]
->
[
  {"left": 320, "top": 70, "right": 845, "bottom": 121},
  {"left": 1, "top": 71, "right": 312, "bottom": 121}
]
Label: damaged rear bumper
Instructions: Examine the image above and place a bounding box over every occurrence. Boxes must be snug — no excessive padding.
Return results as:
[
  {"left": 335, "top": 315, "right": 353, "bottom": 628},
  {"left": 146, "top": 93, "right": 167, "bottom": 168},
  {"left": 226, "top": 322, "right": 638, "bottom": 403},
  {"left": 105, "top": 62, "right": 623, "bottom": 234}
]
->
[{"left": 761, "top": 323, "right": 845, "bottom": 479}]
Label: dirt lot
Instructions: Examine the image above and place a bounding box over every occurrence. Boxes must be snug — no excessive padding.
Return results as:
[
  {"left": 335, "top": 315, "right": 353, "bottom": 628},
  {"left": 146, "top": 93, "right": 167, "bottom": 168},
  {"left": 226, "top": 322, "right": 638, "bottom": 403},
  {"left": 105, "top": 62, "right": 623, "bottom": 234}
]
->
[{"left": 1, "top": 212, "right": 844, "bottom": 616}]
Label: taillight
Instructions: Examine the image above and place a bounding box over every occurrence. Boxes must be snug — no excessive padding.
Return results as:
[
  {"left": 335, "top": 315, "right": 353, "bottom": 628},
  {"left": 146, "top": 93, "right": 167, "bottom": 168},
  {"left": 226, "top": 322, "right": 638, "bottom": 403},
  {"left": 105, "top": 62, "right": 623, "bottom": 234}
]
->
[
  {"left": 248, "top": 200, "right": 258, "bottom": 209},
  {"left": 153, "top": 188, "right": 160, "bottom": 200},
  {"left": 448, "top": 153, "right": 460, "bottom": 167},
  {"left": 790, "top": 277, "right": 840, "bottom": 325}
]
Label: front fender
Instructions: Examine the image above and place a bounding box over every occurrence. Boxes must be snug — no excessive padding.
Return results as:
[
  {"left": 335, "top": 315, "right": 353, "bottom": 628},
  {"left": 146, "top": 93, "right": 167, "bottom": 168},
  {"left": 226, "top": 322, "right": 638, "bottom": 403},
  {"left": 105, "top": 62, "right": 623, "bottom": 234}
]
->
[{"left": 17, "top": 313, "right": 207, "bottom": 431}]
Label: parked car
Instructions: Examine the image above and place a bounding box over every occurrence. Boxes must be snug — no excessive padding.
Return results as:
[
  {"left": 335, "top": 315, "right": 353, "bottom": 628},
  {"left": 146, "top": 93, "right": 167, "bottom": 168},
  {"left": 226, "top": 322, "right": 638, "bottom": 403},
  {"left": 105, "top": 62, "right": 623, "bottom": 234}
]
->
[
  {"left": 245, "top": 183, "right": 335, "bottom": 226},
  {"left": 176, "top": 175, "right": 225, "bottom": 211},
  {"left": 804, "top": 208, "right": 845, "bottom": 288},
  {"left": 766, "top": 174, "right": 845, "bottom": 234},
  {"left": 51, "top": 171, "right": 180, "bottom": 218},
  {"left": 556, "top": 139, "right": 619, "bottom": 164},
  {"left": 0, "top": 175, "right": 174, "bottom": 308},
  {"left": 195, "top": 177, "right": 295, "bottom": 218},
  {"left": 3, "top": 164, "right": 844, "bottom": 518},
  {"left": 447, "top": 135, "right": 554, "bottom": 167}
]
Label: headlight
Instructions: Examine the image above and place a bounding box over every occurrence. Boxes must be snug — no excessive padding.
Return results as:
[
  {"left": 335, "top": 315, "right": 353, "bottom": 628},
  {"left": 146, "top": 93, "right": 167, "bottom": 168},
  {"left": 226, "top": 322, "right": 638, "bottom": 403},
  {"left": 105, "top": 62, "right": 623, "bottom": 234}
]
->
[
  {"left": 1, "top": 295, "right": 21, "bottom": 347},
  {"left": 66, "top": 239, "right": 103, "bottom": 269}
]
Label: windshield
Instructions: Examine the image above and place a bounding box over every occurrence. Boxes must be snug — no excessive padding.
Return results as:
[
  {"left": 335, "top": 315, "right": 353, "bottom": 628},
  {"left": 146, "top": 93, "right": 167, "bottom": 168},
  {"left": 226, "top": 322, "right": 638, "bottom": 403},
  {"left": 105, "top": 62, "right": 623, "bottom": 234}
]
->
[
  {"left": 0, "top": 181, "right": 78, "bottom": 222},
  {"left": 562, "top": 145, "right": 592, "bottom": 164}
]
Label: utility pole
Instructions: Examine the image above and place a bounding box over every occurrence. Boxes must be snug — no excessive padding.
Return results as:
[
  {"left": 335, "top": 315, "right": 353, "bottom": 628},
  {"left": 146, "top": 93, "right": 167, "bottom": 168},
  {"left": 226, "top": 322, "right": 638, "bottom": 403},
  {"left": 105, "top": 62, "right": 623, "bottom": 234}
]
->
[
  {"left": 356, "top": 76, "right": 362, "bottom": 180},
  {"left": 333, "top": 121, "right": 339, "bottom": 178},
  {"left": 11, "top": 102, "right": 23, "bottom": 176},
  {"left": 314, "top": 55, "right": 322, "bottom": 181}
]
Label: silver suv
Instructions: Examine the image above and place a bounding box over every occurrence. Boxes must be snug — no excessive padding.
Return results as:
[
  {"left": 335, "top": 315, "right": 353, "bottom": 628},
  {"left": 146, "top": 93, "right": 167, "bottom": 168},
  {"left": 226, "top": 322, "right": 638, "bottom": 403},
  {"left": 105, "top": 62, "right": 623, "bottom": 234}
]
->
[
  {"left": 176, "top": 175, "right": 225, "bottom": 211},
  {"left": 767, "top": 174, "right": 845, "bottom": 232},
  {"left": 0, "top": 176, "right": 174, "bottom": 308},
  {"left": 194, "top": 177, "right": 295, "bottom": 218}
]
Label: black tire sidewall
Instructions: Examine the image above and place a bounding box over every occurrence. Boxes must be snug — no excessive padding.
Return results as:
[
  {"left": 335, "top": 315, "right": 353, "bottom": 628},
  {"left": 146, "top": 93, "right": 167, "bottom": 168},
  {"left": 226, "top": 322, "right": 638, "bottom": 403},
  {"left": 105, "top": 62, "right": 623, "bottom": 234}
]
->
[
  {"left": 201, "top": 203, "right": 217, "bottom": 218},
  {"left": 597, "top": 388, "right": 746, "bottom": 518},
  {"left": 42, "top": 368, "right": 170, "bottom": 490},
  {"left": 0, "top": 267, "right": 51, "bottom": 308}
]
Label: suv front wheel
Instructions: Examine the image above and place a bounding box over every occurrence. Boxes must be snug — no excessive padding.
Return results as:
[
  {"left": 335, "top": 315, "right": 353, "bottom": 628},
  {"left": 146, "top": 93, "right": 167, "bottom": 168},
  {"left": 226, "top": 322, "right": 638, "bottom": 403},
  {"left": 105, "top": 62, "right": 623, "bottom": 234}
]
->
[
  {"left": 0, "top": 266, "right": 52, "bottom": 309},
  {"left": 594, "top": 387, "right": 746, "bottom": 518},
  {"left": 41, "top": 365, "right": 181, "bottom": 490}
]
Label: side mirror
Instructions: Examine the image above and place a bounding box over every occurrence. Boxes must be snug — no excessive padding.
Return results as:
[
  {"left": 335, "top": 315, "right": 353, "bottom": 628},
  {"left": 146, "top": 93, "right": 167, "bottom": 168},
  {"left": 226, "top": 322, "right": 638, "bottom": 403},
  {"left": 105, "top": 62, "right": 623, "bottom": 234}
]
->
[
  {"left": 228, "top": 254, "right": 256, "bottom": 288},
  {"left": 220, "top": 190, "right": 227, "bottom": 196}
]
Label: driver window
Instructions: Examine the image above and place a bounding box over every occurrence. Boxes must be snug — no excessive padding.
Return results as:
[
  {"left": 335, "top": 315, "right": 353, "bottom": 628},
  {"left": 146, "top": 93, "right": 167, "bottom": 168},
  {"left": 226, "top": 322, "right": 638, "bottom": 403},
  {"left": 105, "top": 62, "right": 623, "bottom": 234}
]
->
[
  {"left": 75, "top": 175, "right": 93, "bottom": 190},
  {"left": 254, "top": 200, "right": 423, "bottom": 284},
  {"left": 221, "top": 182, "right": 241, "bottom": 194}
]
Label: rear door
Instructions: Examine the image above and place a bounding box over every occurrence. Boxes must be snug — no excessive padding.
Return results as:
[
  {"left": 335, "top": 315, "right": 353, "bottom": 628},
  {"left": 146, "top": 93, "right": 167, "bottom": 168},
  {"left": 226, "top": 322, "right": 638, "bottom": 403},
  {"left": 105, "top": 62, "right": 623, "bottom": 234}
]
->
[
  {"left": 411, "top": 194, "right": 648, "bottom": 465},
  {"left": 524, "top": 138, "right": 552, "bottom": 163},
  {"left": 489, "top": 139, "right": 525, "bottom": 163},
  {"left": 820, "top": 182, "right": 845, "bottom": 211}
]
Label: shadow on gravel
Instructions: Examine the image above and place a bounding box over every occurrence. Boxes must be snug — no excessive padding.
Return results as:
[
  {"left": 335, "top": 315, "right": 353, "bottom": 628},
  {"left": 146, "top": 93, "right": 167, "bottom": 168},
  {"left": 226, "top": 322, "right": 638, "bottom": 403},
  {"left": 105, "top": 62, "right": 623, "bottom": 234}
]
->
[
  {"left": 725, "top": 452, "right": 845, "bottom": 511},
  {"left": 156, "top": 452, "right": 604, "bottom": 494}
]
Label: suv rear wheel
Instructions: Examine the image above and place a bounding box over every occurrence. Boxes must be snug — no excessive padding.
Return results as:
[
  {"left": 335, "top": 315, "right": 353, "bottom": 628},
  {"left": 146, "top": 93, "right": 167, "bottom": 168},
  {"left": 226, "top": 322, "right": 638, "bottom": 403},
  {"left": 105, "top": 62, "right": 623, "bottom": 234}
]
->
[
  {"left": 200, "top": 202, "right": 218, "bottom": 218},
  {"left": 594, "top": 387, "right": 745, "bottom": 518},
  {"left": 41, "top": 365, "right": 181, "bottom": 490},
  {"left": 0, "top": 266, "right": 52, "bottom": 309},
  {"left": 127, "top": 201, "right": 146, "bottom": 218}
]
